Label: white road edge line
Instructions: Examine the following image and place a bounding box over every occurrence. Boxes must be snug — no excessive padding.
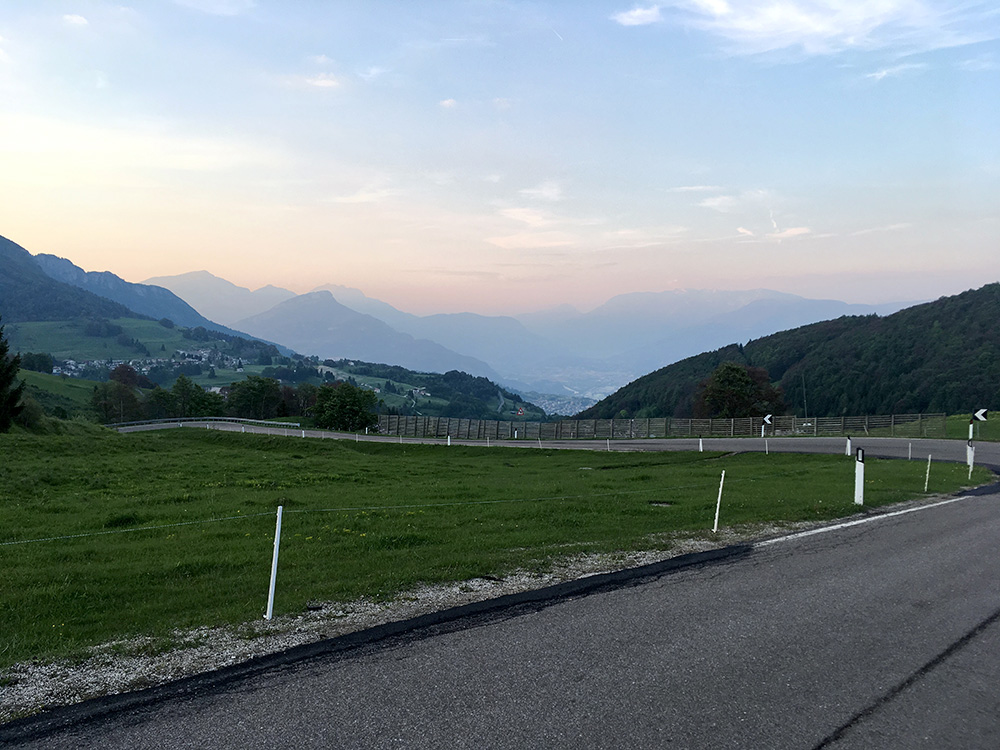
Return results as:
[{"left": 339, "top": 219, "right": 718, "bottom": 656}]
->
[{"left": 755, "top": 496, "right": 969, "bottom": 548}]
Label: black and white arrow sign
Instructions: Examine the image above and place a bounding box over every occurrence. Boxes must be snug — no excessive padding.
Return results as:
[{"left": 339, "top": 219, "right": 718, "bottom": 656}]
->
[
  {"left": 764, "top": 414, "right": 773, "bottom": 425},
  {"left": 974, "top": 408, "right": 988, "bottom": 422}
]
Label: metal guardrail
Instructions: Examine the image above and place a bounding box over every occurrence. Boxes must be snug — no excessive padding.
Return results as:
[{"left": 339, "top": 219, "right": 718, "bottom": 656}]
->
[{"left": 108, "top": 416, "right": 301, "bottom": 429}]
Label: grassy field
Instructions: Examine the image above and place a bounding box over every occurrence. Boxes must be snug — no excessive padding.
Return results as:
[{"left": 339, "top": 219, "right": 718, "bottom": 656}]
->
[
  {"left": 946, "top": 413, "right": 999, "bottom": 441},
  {"left": 5, "top": 319, "right": 192, "bottom": 361},
  {"left": 0, "top": 427, "right": 990, "bottom": 670}
]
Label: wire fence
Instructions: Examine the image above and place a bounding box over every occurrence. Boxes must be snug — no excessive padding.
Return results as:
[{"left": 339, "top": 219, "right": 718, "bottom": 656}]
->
[{"left": 377, "top": 413, "right": 947, "bottom": 440}]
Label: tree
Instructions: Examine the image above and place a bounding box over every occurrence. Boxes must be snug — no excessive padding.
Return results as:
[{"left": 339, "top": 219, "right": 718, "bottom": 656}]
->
[
  {"left": 20, "top": 352, "right": 54, "bottom": 374},
  {"left": 227, "top": 375, "right": 282, "bottom": 420},
  {"left": 694, "top": 362, "right": 786, "bottom": 419},
  {"left": 171, "top": 374, "right": 200, "bottom": 418},
  {"left": 145, "top": 386, "right": 177, "bottom": 419},
  {"left": 0, "top": 316, "right": 25, "bottom": 432},
  {"left": 313, "top": 382, "right": 380, "bottom": 431},
  {"left": 92, "top": 381, "right": 142, "bottom": 423},
  {"left": 110, "top": 363, "right": 153, "bottom": 390}
]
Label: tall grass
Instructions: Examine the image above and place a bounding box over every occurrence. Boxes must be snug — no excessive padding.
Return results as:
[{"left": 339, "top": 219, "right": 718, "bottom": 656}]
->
[{"left": 0, "top": 428, "right": 989, "bottom": 668}]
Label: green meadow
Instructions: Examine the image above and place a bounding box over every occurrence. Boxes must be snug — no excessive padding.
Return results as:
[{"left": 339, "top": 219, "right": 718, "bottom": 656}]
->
[{"left": 0, "top": 427, "right": 991, "bottom": 669}]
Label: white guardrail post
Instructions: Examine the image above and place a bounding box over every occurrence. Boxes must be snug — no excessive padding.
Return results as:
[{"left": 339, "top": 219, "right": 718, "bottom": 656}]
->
[
  {"left": 854, "top": 449, "right": 865, "bottom": 505},
  {"left": 265, "top": 505, "right": 283, "bottom": 621},
  {"left": 712, "top": 470, "right": 726, "bottom": 533}
]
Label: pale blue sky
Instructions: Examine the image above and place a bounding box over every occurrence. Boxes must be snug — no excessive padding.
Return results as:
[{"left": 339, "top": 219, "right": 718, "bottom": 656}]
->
[{"left": 1, "top": 1, "right": 997, "bottom": 314}]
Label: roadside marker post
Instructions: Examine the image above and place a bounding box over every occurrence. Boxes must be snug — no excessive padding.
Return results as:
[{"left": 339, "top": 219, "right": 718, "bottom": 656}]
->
[
  {"left": 699, "top": 438, "right": 704, "bottom": 453},
  {"left": 925, "top": 454, "right": 932, "bottom": 493},
  {"left": 712, "top": 470, "right": 726, "bottom": 533},
  {"left": 846, "top": 437, "right": 851, "bottom": 456},
  {"left": 264, "top": 505, "right": 284, "bottom": 621},
  {"left": 969, "top": 446, "right": 976, "bottom": 480},
  {"left": 854, "top": 449, "right": 865, "bottom": 506}
]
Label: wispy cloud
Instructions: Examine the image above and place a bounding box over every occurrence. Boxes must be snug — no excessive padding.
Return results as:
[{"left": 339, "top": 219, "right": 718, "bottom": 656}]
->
[
  {"left": 698, "top": 188, "right": 773, "bottom": 213},
  {"left": 958, "top": 53, "right": 998, "bottom": 71},
  {"left": 851, "top": 222, "right": 911, "bottom": 236},
  {"left": 767, "top": 226, "right": 810, "bottom": 240},
  {"left": 611, "top": 5, "right": 663, "bottom": 26},
  {"left": 327, "top": 186, "right": 400, "bottom": 204},
  {"left": 670, "top": 184, "right": 723, "bottom": 192},
  {"left": 500, "top": 207, "right": 554, "bottom": 227},
  {"left": 303, "top": 73, "right": 340, "bottom": 88},
  {"left": 359, "top": 66, "right": 389, "bottom": 81},
  {"left": 486, "top": 231, "right": 576, "bottom": 249},
  {"left": 519, "top": 180, "right": 564, "bottom": 201},
  {"left": 173, "top": 0, "right": 255, "bottom": 16},
  {"left": 866, "top": 62, "right": 927, "bottom": 81},
  {"left": 0, "top": 112, "right": 285, "bottom": 180},
  {"left": 62, "top": 14, "right": 89, "bottom": 26},
  {"left": 602, "top": 226, "right": 688, "bottom": 247},
  {"left": 439, "top": 98, "right": 457, "bottom": 108},
  {"left": 637, "top": 1, "right": 1000, "bottom": 56}
]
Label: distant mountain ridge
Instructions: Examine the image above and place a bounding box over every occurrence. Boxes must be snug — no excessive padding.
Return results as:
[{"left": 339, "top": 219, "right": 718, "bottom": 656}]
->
[
  {"left": 578, "top": 283, "right": 1000, "bottom": 419},
  {"left": 144, "top": 271, "right": 295, "bottom": 325},
  {"left": 235, "top": 291, "right": 504, "bottom": 381},
  {"left": 0, "top": 235, "right": 136, "bottom": 323},
  {"left": 34, "top": 255, "right": 245, "bottom": 337},
  {"left": 149, "top": 270, "right": 914, "bottom": 400}
]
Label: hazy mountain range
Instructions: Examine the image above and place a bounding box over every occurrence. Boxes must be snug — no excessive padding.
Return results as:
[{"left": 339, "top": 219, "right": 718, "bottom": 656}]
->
[
  {"left": 145, "top": 270, "right": 914, "bottom": 403},
  {"left": 579, "top": 282, "right": 1000, "bottom": 419},
  {"left": 0, "top": 232, "right": 934, "bottom": 416}
]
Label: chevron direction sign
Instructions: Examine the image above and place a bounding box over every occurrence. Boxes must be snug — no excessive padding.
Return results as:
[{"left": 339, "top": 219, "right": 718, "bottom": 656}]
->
[{"left": 974, "top": 408, "right": 988, "bottom": 422}]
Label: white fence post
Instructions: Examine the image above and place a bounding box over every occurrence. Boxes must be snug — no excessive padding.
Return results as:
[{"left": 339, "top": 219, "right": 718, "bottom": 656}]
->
[
  {"left": 854, "top": 449, "right": 865, "bottom": 505},
  {"left": 712, "top": 470, "right": 726, "bottom": 533},
  {"left": 264, "top": 505, "right": 284, "bottom": 621}
]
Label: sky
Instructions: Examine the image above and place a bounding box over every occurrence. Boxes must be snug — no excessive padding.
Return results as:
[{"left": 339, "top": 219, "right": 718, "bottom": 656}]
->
[{"left": 1, "top": 1, "right": 998, "bottom": 316}]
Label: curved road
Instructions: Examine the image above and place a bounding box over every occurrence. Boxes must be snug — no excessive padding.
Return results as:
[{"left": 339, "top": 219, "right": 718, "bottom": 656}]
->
[
  {"left": 119, "top": 420, "right": 1000, "bottom": 470},
  {"left": 5, "top": 425, "right": 998, "bottom": 747}
]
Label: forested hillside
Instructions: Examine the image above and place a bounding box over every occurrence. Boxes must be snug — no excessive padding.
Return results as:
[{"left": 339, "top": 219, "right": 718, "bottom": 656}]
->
[{"left": 579, "top": 283, "right": 1000, "bottom": 419}]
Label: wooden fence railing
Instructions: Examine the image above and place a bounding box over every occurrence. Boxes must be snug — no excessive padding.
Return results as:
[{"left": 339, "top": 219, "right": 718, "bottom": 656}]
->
[{"left": 377, "top": 413, "right": 946, "bottom": 441}]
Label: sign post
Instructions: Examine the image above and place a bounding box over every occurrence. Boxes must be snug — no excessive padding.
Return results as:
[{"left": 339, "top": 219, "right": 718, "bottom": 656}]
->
[
  {"left": 969, "top": 410, "right": 986, "bottom": 467},
  {"left": 854, "top": 449, "right": 865, "bottom": 506}
]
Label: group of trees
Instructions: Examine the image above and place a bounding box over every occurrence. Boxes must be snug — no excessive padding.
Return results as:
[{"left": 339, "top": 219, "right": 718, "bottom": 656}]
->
[
  {"left": 89, "top": 365, "right": 380, "bottom": 431},
  {"left": 693, "top": 362, "right": 786, "bottom": 419}
]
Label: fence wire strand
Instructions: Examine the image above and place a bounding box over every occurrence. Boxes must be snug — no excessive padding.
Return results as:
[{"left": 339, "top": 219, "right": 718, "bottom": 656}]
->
[{"left": 1, "top": 512, "right": 274, "bottom": 547}]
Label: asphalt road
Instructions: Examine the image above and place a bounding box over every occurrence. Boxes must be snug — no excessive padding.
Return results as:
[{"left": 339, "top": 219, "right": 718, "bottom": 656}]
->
[
  {"left": 121, "top": 421, "right": 1000, "bottom": 471},
  {"left": 7, "top": 481, "right": 1000, "bottom": 748}
]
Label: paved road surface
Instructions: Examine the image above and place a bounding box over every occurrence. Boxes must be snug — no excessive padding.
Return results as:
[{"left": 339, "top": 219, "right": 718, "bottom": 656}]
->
[
  {"left": 121, "top": 421, "right": 1000, "bottom": 470},
  {"left": 7, "top": 482, "right": 999, "bottom": 748}
]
